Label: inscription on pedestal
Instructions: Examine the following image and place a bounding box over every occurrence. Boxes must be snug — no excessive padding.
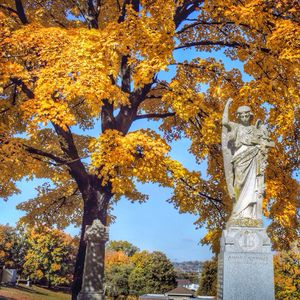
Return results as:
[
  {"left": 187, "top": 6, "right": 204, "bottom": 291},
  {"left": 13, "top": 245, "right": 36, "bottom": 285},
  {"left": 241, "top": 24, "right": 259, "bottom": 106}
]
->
[{"left": 227, "top": 254, "right": 269, "bottom": 264}]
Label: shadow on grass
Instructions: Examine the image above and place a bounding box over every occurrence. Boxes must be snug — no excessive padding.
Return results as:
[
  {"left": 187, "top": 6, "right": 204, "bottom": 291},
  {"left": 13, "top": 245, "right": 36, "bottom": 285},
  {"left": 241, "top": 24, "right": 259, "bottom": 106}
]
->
[
  {"left": 4, "top": 285, "right": 47, "bottom": 296},
  {"left": 36, "top": 285, "right": 71, "bottom": 295}
]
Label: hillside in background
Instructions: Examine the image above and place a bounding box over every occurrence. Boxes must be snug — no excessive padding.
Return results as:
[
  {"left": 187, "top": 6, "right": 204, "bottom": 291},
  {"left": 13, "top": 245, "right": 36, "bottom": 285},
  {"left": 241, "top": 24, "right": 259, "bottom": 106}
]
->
[{"left": 173, "top": 261, "right": 204, "bottom": 274}]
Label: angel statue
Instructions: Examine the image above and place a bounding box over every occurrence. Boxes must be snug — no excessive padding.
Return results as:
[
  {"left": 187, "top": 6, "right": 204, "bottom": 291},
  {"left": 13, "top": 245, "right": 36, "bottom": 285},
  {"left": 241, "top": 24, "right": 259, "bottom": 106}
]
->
[{"left": 222, "top": 99, "right": 274, "bottom": 227}]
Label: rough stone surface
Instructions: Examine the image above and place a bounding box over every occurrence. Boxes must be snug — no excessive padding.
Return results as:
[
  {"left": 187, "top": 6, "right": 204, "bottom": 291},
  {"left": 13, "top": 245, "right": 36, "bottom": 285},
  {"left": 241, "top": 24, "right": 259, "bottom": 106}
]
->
[
  {"left": 1, "top": 269, "right": 17, "bottom": 284},
  {"left": 217, "top": 226, "right": 275, "bottom": 300},
  {"left": 78, "top": 219, "right": 109, "bottom": 300}
]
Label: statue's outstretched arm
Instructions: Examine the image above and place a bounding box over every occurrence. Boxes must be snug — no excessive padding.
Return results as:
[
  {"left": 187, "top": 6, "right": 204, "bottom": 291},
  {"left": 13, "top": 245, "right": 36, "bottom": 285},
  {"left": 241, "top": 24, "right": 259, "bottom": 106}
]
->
[{"left": 222, "top": 98, "right": 234, "bottom": 130}]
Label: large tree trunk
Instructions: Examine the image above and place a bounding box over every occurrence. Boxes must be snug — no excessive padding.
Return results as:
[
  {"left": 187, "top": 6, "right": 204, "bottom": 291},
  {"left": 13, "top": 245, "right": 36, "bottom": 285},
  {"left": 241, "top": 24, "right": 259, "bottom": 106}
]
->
[{"left": 71, "top": 175, "right": 112, "bottom": 300}]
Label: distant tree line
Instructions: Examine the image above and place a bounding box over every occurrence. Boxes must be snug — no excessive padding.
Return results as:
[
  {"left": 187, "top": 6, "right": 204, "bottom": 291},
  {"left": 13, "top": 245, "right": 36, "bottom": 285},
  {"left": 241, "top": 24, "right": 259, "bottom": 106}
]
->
[
  {"left": 105, "top": 240, "right": 177, "bottom": 297},
  {"left": 0, "top": 224, "right": 77, "bottom": 287},
  {"left": 2, "top": 226, "right": 296, "bottom": 300},
  {"left": 0, "top": 227, "right": 177, "bottom": 295}
]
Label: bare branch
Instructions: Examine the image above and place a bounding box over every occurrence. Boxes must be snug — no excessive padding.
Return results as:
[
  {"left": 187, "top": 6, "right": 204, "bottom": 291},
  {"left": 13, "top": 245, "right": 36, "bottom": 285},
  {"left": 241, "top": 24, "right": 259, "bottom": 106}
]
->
[
  {"left": 175, "top": 40, "right": 270, "bottom": 53},
  {"left": 25, "top": 145, "right": 68, "bottom": 165},
  {"left": 175, "top": 40, "right": 247, "bottom": 50},
  {"left": 174, "top": 1, "right": 204, "bottom": 28},
  {"left": 178, "top": 177, "right": 226, "bottom": 221},
  {"left": 176, "top": 21, "right": 264, "bottom": 35},
  {"left": 134, "top": 112, "right": 176, "bottom": 120},
  {"left": 0, "top": 4, "right": 18, "bottom": 15}
]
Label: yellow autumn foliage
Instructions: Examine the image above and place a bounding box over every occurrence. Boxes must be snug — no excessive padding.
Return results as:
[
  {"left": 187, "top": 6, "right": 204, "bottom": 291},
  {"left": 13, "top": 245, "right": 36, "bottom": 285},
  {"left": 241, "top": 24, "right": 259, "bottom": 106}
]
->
[{"left": 0, "top": 0, "right": 298, "bottom": 256}]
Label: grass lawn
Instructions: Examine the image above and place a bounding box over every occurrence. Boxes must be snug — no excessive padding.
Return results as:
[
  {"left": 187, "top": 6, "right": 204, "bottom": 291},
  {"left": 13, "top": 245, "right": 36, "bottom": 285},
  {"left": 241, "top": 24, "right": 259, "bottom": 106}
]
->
[{"left": 0, "top": 284, "right": 71, "bottom": 300}]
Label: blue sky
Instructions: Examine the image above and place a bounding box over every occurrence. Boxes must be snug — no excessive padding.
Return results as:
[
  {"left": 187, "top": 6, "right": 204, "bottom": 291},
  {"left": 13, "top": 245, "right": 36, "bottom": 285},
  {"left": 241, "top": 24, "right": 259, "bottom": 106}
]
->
[
  {"left": 0, "top": 137, "right": 212, "bottom": 262},
  {"left": 0, "top": 48, "right": 251, "bottom": 262}
]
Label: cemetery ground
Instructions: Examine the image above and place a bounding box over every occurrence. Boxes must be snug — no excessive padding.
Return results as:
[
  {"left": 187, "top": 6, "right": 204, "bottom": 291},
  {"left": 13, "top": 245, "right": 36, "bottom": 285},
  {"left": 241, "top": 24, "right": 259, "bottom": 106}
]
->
[{"left": 0, "top": 284, "right": 70, "bottom": 300}]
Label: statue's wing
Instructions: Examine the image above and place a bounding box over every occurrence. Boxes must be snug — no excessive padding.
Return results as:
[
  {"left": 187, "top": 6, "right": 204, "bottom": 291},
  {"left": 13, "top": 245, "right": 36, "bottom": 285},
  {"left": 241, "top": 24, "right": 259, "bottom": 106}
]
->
[{"left": 222, "top": 125, "right": 235, "bottom": 200}]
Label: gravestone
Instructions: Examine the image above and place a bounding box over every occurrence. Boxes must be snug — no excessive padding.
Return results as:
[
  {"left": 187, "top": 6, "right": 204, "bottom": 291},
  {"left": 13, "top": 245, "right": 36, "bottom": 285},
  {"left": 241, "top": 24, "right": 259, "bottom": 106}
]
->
[
  {"left": 1, "top": 269, "right": 17, "bottom": 285},
  {"left": 78, "top": 219, "right": 109, "bottom": 300},
  {"left": 217, "top": 226, "right": 274, "bottom": 300}
]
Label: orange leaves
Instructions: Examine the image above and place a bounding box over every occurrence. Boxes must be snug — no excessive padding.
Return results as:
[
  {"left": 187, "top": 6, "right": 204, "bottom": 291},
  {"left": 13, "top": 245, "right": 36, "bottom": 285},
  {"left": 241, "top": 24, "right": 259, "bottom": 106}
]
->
[
  {"left": 0, "top": 0, "right": 298, "bottom": 256},
  {"left": 274, "top": 248, "right": 300, "bottom": 299},
  {"left": 2, "top": 1, "right": 177, "bottom": 129},
  {"left": 17, "top": 180, "right": 83, "bottom": 229},
  {"left": 23, "top": 226, "right": 77, "bottom": 286},
  {"left": 124, "top": 2, "right": 176, "bottom": 87},
  {"left": 21, "top": 98, "right": 76, "bottom": 131},
  {"left": 105, "top": 250, "right": 131, "bottom": 267},
  {"left": 89, "top": 129, "right": 184, "bottom": 202},
  {"left": 3, "top": 23, "right": 130, "bottom": 130},
  {"left": 267, "top": 19, "right": 300, "bottom": 62}
]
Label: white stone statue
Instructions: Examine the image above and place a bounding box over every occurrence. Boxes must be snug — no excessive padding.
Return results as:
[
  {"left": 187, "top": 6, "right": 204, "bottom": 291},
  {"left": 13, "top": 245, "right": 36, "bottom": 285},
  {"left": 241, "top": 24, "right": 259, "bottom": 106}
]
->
[{"left": 222, "top": 99, "right": 274, "bottom": 226}]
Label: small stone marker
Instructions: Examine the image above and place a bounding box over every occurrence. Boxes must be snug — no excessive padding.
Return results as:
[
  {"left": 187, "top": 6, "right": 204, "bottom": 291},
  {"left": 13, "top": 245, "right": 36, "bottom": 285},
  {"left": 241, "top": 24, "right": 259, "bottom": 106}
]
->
[
  {"left": 78, "top": 219, "right": 109, "bottom": 300},
  {"left": 1, "top": 269, "right": 17, "bottom": 285},
  {"left": 26, "top": 276, "right": 32, "bottom": 287}
]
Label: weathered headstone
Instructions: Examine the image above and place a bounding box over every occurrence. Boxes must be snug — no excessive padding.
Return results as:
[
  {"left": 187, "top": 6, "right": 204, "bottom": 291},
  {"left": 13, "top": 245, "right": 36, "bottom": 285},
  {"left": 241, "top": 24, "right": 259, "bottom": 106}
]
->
[
  {"left": 77, "top": 219, "right": 109, "bottom": 300},
  {"left": 218, "top": 99, "right": 275, "bottom": 300},
  {"left": 1, "top": 269, "right": 17, "bottom": 285}
]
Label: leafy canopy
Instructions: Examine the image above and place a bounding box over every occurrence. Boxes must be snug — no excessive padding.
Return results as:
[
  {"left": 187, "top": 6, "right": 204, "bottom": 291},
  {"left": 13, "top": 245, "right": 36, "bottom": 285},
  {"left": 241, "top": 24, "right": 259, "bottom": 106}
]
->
[
  {"left": 0, "top": 0, "right": 299, "bottom": 252},
  {"left": 274, "top": 245, "right": 300, "bottom": 300},
  {"left": 23, "top": 226, "right": 77, "bottom": 287}
]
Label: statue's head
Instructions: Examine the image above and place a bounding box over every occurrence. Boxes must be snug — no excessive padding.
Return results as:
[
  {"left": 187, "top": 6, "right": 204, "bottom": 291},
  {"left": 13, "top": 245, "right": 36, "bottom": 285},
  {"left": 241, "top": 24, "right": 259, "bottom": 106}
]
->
[{"left": 236, "top": 105, "right": 253, "bottom": 125}]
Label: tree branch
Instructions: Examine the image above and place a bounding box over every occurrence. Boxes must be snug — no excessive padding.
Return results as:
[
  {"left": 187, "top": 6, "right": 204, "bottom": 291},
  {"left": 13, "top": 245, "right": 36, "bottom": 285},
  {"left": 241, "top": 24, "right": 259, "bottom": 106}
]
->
[
  {"left": 70, "top": 0, "right": 88, "bottom": 23},
  {"left": 178, "top": 177, "right": 226, "bottom": 222},
  {"left": 175, "top": 40, "right": 270, "bottom": 53},
  {"left": 36, "top": 2, "right": 67, "bottom": 28},
  {"left": 174, "top": 1, "right": 204, "bottom": 28},
  {"left": 25, "top": 145, "right": 68, "bottom": 165},
  {"left": 11, "top": 78, "right": 34, "bottom": 99},
  {"left": 51, "top": 123, "right": 88, "bottom": 184},
  {"left": 0, "top": 4, "right": 18, "bottom": 15},
  {"left": 87, "top": 0, "right": 99, "bottom": 28},
  {"left": 175, "top": 40, "right": 248, "bottom": 50},
  {"left": 176, "top": 20, "right": 264, "bottom": 35},
  {"left": 15, "top": 0, "right": 28, "bottom": 24},
  {"left": 134, "top": 112, "right": 176, "bottom": 120}
]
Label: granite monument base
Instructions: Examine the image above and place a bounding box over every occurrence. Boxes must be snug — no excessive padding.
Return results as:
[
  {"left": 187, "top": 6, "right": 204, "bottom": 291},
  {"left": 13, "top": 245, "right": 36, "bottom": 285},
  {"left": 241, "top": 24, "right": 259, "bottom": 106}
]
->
[{"left": 217, "top": 226, "right": 275, "bottom": 300}]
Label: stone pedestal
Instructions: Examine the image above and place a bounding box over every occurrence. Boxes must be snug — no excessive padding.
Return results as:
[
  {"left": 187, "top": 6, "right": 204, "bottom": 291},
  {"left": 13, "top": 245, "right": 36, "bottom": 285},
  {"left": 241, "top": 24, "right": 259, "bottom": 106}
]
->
[
  {"left": 78, "top": 219, "right": 109, "bottom": 300},
  {"left": 217, "top": 226, "right": 275, "bottom": 300}
]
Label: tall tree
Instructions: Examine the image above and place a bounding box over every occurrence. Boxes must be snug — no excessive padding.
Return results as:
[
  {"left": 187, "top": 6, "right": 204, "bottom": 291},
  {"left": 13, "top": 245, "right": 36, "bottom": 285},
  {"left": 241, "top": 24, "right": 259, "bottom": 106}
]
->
[{"left": 0, "top": 0, "right": 299, "bottom": 298}]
